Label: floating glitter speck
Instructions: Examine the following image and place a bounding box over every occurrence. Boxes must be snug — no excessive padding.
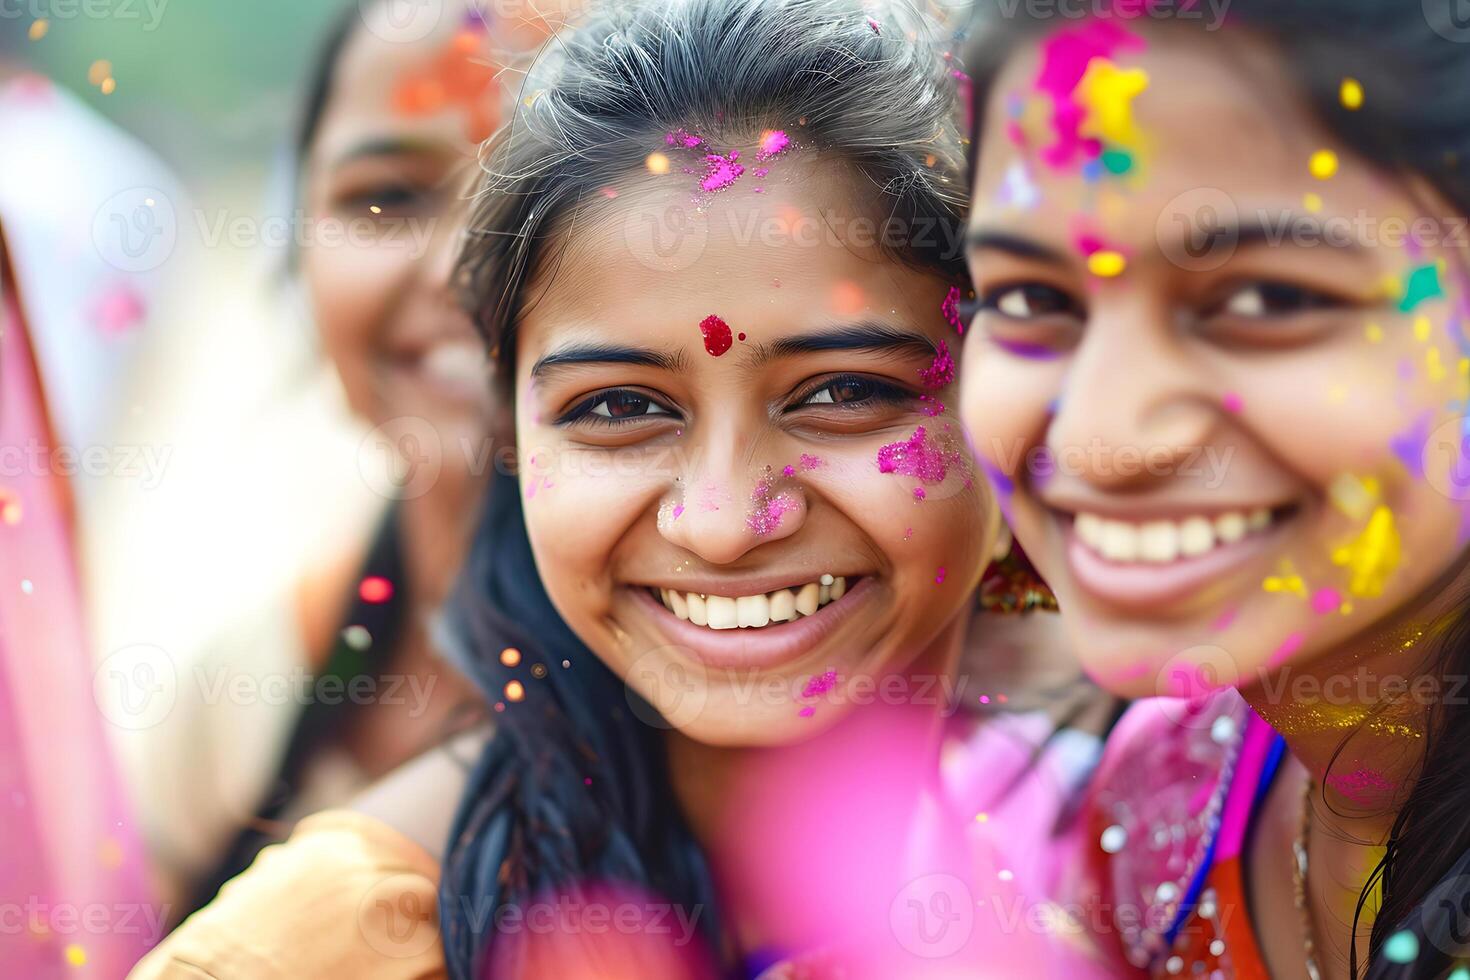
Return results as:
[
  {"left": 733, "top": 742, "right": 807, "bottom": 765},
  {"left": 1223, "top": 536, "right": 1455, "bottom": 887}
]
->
[
  {"left": 342, "top": 625, "right": 372, "bottom": 651},
  {"left": 1333, "top": 505, "right": 1401, "bottom": 598},
  {"left": 1340, "top": 77, "right": 1364, "bottom": 110},
  {"left": 1311, "top": 588, "right": 1343, "bottom": 615},
  {"left": 28, "top": 18, "right": 47, "bottom": 40},
  {"left": 369, "top": 205, "right": 382, "bottom": 214},
  {"left": 87, "top": 60, "right": 111, "bottom": 86},
  {"left": 699, "top": 314, "right": 733, "bottom": 356},
  {"left": 1399, "top": 263, "right": 1444, "bottom": 312},
  {"left": 1383, "top": 930, "right": 1419, "bottom": 964},
  {"left": 1304, "top": 192, "right": 1323, "bottom": 214},
  {"left": 20, "top": 579, "right": 32, "bottom": 595},
  {"left": 359, "top": 575, "right": 393, "bottom": 603},
  {"left": 646, "top": 152, "right": 671, "bottom": 175},
  {"left": 500, "top": 647, "right": 522, "bottom": 667},
  {"left": 64, "top": 944, "right": 86, "bottom": 967},
  {"left": 100, "top": 77, "right": 116, "bottom": 95},
  {"left": 505, "top": 680, "right": 525, "bottom": 702},
  {"left": 941, "top": 285, "right": 966, "bottom": 334},
  {"left": 1309, "top": 149, "right": 1339, "bottom": 180},
  {"left": 935, "top": 566, "right": 946, "bottom": 584}
]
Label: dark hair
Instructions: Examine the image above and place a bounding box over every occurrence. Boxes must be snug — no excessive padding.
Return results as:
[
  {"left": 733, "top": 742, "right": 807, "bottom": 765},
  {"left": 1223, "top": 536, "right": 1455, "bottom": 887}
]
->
[
  {"left": 439, "top": 1, "right": 968, "bottom": 976},
  {"left": 964, "top": 4, "right": 1470, "bottom": 976}
]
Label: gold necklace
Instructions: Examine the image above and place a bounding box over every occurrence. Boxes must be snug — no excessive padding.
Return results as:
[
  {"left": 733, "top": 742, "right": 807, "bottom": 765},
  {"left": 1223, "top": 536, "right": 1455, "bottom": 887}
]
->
[{"left": 1292, "top": 776, "right": 1323, "bottom": 980}]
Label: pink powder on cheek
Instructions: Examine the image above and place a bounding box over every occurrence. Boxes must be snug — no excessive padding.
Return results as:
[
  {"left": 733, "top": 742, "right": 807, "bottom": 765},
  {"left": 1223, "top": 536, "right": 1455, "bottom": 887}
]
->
[
  {"left": 799, "top": 453, "right": 824, "bottom": 471},
  {"left": 782, "top": 465, "right": 796, "bottom": 477},
  {"left": 935, "top": 567, "right": 946, "bottom": 585},
  {"left": 1268, "top": 632, "right": 1305, "bottom": 669},
  {"left": 700, "top": 315, "right": 734, "bottom": 356},
  {"left": 1325, "top": 767, "right": 1396, "bottom": 806},
  {"left": 877, "top": 426, "right": 961, "bottom": 484},
  {"left": 918, "top": 340, "right": 955, "bottom": 389},
  {"left": 746, "top": 478, "right": 800, "bottom": 536},
  {"left": 1311, "top": 588, "right": 1342, "bottom": 615},
  {"left": 1222, "top": 392, "right": 1244, "bottom": 414},
  {"left": 941, "top": 286, "right": 966, "bottom": 334}
]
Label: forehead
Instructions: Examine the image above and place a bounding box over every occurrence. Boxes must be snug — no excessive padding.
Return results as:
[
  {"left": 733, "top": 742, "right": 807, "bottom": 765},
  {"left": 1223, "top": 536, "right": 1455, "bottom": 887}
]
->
[
  {"left": 972, "top": 24, "right": 1408, "bottom": 240},
  {"left": 520, "top": 154, "right": 941, "bottom": 343}
]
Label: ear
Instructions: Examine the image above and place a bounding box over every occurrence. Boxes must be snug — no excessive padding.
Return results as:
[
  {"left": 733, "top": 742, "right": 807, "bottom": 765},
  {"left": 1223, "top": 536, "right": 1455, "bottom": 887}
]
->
[{"left": 991, "top": 520, "right": 1013, "bottom": 562}]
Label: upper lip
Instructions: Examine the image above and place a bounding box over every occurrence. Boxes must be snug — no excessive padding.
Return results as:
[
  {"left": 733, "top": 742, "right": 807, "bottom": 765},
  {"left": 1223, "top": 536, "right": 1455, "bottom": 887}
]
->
[
  {"left": 1042, "top": 496, "right": 1295, "bottom": 522},
  {"left": 626, "top": 572, "right": 866, "bottom": 597}
]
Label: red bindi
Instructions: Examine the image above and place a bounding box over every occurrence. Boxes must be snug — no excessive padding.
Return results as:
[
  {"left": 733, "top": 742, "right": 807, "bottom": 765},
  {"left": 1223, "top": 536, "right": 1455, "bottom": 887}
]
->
[{"left": 700, "top": 314, "right": 734, "bottom": 356}]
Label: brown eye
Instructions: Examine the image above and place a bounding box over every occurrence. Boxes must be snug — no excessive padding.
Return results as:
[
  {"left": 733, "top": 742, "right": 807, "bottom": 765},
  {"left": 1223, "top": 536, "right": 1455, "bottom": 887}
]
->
[
  {"left": 797, "top": 375, "right": 909, "bottom": 408},
  {"left": 1213, "top": 282, "right": 1345, "bottom": 318},
  {"left": 983, "top": 283, "right": 1082, "bottom": 320},
  {"left": 588, "top": 390, "right": 672, "bottom": 420}
]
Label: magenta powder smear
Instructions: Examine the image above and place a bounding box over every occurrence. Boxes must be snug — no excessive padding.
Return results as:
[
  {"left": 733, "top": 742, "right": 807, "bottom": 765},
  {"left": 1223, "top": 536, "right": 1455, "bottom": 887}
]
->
[
  {"left": 1034, "top": 21, "right": 1146, "bottom": 169},
  {"left": 913, "top": 488, "right": 927, "bottom": 501},
  {"left": 666, "top": 128, "right": 704, "bottom": 149},
  {"left": 701, "top": 150, "right": 745, "bottom": 192},
  {"left": 918, "top": 340, "right": 955, "bottom": 389},
  {"left": 700, "top": 314, "right": 734, "bottom": 356},
  {"left": 756, "top": 130, "right": 791, "bottom": 161},
  {"left": 994, "top": 338, "right": 1063, "bottom": 361},
  {"left": 802, "top": 669, "right": 838, "bottom": 699},
  {"left": 935, "top": 567, "right": 947, "bottom": 585},
  {"left": 941, "top": 286, "right": 966, "bottom": 334},
  {"left": 747, "top": 477, "right": 800, "bottom": 536},
  {"left": 783, "top": 465, "right": 796, "bottom": 477},
  {"left": 1311, "top": 588, "right": 1341, "bottom": 615},
  {"left": 1268, "top": 632, "right": 1305, "bottom": 669},
  {"left": 877, "top": 426, "right": 960, "bottom": 485},
  {"left": 799, "top": 453, "right": 824, "bottom": 471}
]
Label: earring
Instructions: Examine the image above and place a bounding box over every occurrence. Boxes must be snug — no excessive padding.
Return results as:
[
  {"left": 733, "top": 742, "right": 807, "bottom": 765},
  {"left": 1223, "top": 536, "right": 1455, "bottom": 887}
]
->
[{"left": 979, "top": 529, "right": 1059, "bottom": 614}]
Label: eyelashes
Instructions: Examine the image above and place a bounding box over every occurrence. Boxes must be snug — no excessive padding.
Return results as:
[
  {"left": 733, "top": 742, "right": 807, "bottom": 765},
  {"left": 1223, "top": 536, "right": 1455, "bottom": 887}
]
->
[{"left": 553, "top": 373, "right": 920, "bottom": 430}]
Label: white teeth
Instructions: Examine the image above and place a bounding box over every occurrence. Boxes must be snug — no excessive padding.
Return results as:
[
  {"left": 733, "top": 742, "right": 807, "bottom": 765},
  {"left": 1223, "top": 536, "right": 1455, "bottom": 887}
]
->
[
  {"left": 1139, "top": 521, "right": 1179, "bottom": 563},
  {"left": 1100, "top": 521, "right": 1139, "bottom": 562},
  {"left": 736, "top": 594, "right": 771, "bottom": 628},
  {"left": 820, "top": 573, "right": 834, "bottom": 586},
  {"left": 1214, "top": 511, "right": 1246, "bottom": 544},
  {"left": 1075, "top": 507, "right": 1280, "bottom": 564},
  {"left": 706, "top": 595, "right": 738, "bottom": 630},
  {"left": 654, "top": 577, "right": 849, "bottom": 630},
  {"left": 1178, "top": 517, "right": 1215, "bottom": 557},
  {"left": 795, "top": 582, "right": 820, "bottom": 616}
]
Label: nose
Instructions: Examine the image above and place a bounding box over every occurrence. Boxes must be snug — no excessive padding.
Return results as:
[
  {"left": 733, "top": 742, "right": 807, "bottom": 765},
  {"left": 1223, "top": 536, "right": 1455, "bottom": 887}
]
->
[
  {"left": 1048, "top": 300, "right": 1220, "bottom": 492},
  {"left": 657, "top": 427, "right": 809, "bottom": 564}
]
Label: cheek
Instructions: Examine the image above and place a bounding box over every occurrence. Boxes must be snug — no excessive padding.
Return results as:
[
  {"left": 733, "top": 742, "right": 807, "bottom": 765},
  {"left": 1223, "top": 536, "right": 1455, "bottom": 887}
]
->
[
  {"left": 302, "top": 245, "right": 404, "bottom": 369},
  {"left": 959, "top": 347, "right": 1061, "bottom": 515}
]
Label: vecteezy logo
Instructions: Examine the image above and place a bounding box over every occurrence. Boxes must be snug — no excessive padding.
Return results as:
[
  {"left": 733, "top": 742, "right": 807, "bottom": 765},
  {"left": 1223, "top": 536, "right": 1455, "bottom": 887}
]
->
[
  {"left": 1425, "top": 0, "right": 1470, "bottom": 42},
  {"left": 1154, "top": 645, "right": 1241, "bottom": 728},
  {"left": 93, "top": 644, "right": 177, "bottom": 730},
  {"left": 359, "top": 0, "right": 442, "bottom": 43},
  {"left": 1423, "top": 416, "right": 1470, "bottom": 501},
  {"left": 1156, "top": 188, "right": 1239, "bottom": 272},
  {"left": 622, "top": 203, "right": 709, "bottom": 273},
  {"left": 358, "top": 416, "right": 444, "bottom": 501},
  {"left": 624, "top": 646, "right": 709, "bottom": 730},
  {"left": 359, "top": 874, "right": 439, "bottom": 959},
  {"left": 92, "top": 187, "right": 177, "bottom": 273},
  {"left": 889, "top": 873, "right": 974, "bottom": 959},
  {"left": 1421, "top": 873, "right": 1470, "bottom": 955}
]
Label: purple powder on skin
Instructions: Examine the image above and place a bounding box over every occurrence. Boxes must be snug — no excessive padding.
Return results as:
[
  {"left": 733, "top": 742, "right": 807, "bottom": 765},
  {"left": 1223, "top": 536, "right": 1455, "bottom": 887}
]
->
[
  {"left": 799, "top": 706, "right": 815, "bottom": 717},
  {"left": 1390, "top": 413, "right": 1432, "bottom": 480},
  {"left": 979, "top": 458, "right": 1015, "bottom": 498},
  {"left": 918, "top": 340, "right": 956, "bottom": 389},
  {"left": 701, "top": 151, "right": 745, "bottom": 192},
  {"left": 746, "top": 478, "right": 799, "bottom": 536},
  {"left": 672, "top": 504, "right": 684, "bottom": 520},
  {"left": 878, "top": 426, "right": 960, "bottom": 484},
  {"left": 994, "top": 338, "right": 1063, "bottom": 360}
]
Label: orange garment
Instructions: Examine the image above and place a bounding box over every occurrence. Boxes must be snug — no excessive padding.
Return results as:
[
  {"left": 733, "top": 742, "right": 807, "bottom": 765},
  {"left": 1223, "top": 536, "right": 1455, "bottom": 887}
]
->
[{"left": 128, "top": 811, "right": 444, "bottom": 979}]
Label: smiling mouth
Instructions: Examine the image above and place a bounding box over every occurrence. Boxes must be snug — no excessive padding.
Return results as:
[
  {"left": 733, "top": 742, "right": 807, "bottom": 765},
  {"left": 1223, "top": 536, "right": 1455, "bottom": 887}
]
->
[{"left": 648, "top": 575, "right": 853, "bottom": 630}]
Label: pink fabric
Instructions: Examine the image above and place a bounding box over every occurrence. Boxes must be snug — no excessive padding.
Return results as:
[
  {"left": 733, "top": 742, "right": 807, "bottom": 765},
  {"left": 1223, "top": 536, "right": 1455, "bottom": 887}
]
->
[
  {"left": 0, "top": 280, "right": 155, "bottom": 976},
  {"left": 1213, "top": 715, "right": 1275, "bottom": 864}
]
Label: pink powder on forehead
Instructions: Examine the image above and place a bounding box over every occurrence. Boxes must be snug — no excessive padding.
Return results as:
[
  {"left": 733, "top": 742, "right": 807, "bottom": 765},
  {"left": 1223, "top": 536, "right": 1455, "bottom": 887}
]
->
[
  {"left": 1034, "top": 21, "right": 1146, "bottom": 169},
  {"left": 701, "top": 150, "right": 745, "bottom": 192},
  {"left": 756, "top": 130, "right": 791, "bottom": 161},
  {"left": 666, "top": 128, "right": 704, "bottom": 149},
  {"left": 877, "top": 426, "right": 960, "bottom": 485},
  {"left": 700, "top": 314, "right": 734, "bottom": 357},
  {"left": 918, "top": 340, "right": 955, "bottom": 389}
]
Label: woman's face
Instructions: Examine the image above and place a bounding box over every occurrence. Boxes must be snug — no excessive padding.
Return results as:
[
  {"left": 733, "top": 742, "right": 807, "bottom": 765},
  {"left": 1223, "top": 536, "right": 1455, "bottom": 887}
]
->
[
  {"left": 301, "top": 2, "right": 548, "bottom": 452},
  {"left": 962, "top": 24, "right": 1470, "bottom": 699},
  {"left": 515, "top": 150, "right": 994, "bottom": 745}
]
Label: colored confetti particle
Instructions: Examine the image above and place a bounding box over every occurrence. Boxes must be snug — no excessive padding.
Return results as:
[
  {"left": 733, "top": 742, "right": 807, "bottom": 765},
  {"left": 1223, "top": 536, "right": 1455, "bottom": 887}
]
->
[
  {"left": 1329, "top": 473, "right": 1379, "bottom": 521},
  {"left": 1383, "top": 930, "right": 1419, "bottom": 964},
  {"left": 369, "top": 205, "right": 382, "bottom": 214},
  {"left": 756, "top": 129, "right": 791, "bottom": 161},
  {"left": 700, "top": 314, "right": 733, "bottom": 356},
  {"left": 1309, "top": 149, "right": 1339, "bottom": 180},
  {"left": 342, "top": 625, "right": 372, "bottom": 651},
  {"left": 1087, "top": 250, "right": 1127, "bottom": 278},
  {"left": 976, "top": 811, "right": 991, "bottom": 823},
  {"left": 90, "top": 283, "right": 146, "bottom": 335},
  {"left": 867, "top": 15, "right": 880, "bottom": 33},
  {"left": 1390, "top": 414, "right": 1431, "bottom": 479},
  {"left": 598, "top": 187, "right": 618, "bottom": 199},
  {"left": 1100, "top": 148, "right": 1133, "bottom": 175},
  {"left": 1303, "top": 192, "right": 1323, "bottom": 213},
  {"left": 1263, "top": 567, "right": 1307, "bottom": 597},
  {"left": 1340, "top": 77, "right": 1364, "bottom": 110},
  {"left": 1311, "top": 588, "right": 1342, "bottom": 615},
  {"left": 500, "top": 647, "right": 522, "bottom": 667},
  {"left": 505, "top": 680, "right": 525, "bottom": 702},
  {"left": 1077, "top": 59, "right": 1150, "bottom": 161},
  {"left": 28, "top": 19, "right": 47, "bottom": 40},
  {"left": 1221, "top": 392, "right": 1243, "bottom": 413},
  {"left": 1033, "top": 22, "right": 1147, "bottom": 169},
  {"left": 359, "top": 576, "right": 394, "bottom": 603},
  {"left": 700, "top": 151, "right": 744, "bottom": 193},
  {"left": 918, "top": 340, "right": 956, "bottom": 389},
  {"left": 799, "top": 706, "right": 815, "bottom": 717},
  {"left": 646, "top": 152, "right": 671, "bottom": 175},
  {"left": 1399, "top": 263, "right": 1444, "bottom": 312},
  {"left": 64, "top": 944, "right": 86, "bottom": 967},
  {"left": 1333, "top": 505, "right": 1401, "bottom": 598},
  {"left": 935, "top": 566, "right": 947, "bottom": 584}
]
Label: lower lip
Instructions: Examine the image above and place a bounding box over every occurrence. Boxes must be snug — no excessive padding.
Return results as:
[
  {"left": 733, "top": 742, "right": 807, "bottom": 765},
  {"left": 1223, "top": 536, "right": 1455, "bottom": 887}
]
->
[
  {"left": 1063, "top": 516, "right": 1291, "bottom": 611},
  {"left": 627, "top": 577, "right": 876, "bottom": 671}
]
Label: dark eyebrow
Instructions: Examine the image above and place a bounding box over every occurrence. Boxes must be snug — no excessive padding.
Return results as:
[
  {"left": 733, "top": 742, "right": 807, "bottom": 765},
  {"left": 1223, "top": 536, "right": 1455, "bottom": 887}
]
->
[
  {"left": 965, "top": 229, "right": 1070, "bottom": 263},
  {"left": 749, "top": 322, "right": 937, "bottom": 366},
  {"left": 329, "top": 137, "right": 442, "bottom": 168},
  {"left": 530, "top": 343, "right": 686, "bottom": 379}
]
